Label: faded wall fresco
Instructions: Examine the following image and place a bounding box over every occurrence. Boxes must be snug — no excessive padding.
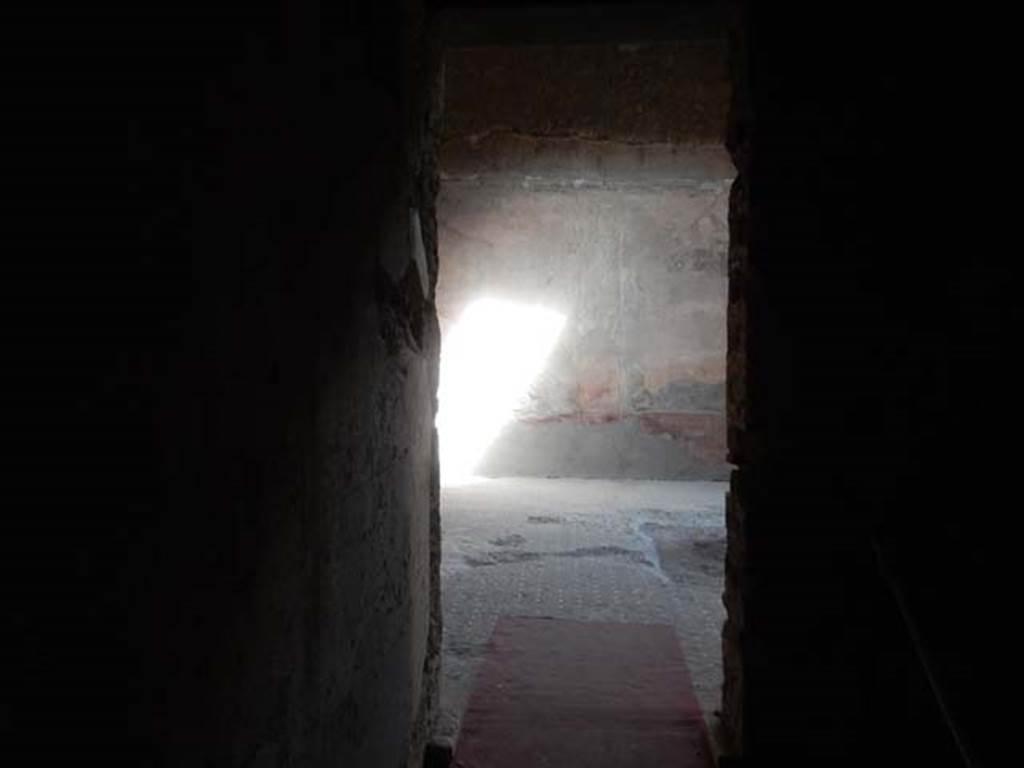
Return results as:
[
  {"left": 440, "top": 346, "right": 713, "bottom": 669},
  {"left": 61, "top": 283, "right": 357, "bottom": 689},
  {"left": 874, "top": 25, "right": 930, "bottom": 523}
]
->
[
  {"left": 438, "top": 41, "right": 731, "bottom": 480},
  {"left": 439, "top": 176, "right": 729, "bottom": 479}
]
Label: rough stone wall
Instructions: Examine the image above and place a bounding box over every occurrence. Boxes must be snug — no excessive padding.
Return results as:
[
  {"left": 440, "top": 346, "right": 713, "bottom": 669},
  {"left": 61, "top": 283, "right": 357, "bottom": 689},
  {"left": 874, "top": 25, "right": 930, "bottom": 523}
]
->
[
  {"left": 438, "top": 41, "right": 732, "bottom": 479},
  {"left": 7, "top": 3, "right": 441, "bottom": 765},
  {"left": 721, "top": 4, "right": 1003, "bottom": 764}
]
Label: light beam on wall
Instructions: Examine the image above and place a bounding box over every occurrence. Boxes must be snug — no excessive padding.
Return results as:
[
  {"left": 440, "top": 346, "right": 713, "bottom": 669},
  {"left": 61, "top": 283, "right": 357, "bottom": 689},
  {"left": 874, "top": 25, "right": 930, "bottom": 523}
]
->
[{"left": 437, "top": 298, "right": 566, "bottom": 485}]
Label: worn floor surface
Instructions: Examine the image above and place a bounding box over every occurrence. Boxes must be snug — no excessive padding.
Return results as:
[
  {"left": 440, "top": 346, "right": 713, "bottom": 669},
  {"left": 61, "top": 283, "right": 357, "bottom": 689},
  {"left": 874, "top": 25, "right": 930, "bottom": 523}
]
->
[
  {"left": 452, "top": 617, "right": 713, "bottom": 768},
  {"left": 438, "top": 478, "right": 727, "bottom": 754}
]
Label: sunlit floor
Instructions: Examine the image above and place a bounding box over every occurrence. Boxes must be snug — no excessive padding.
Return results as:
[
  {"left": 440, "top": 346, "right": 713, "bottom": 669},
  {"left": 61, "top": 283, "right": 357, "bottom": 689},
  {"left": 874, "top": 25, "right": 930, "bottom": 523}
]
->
[{"left": 438, "top": 477, "right": 727, "bottom": 753}]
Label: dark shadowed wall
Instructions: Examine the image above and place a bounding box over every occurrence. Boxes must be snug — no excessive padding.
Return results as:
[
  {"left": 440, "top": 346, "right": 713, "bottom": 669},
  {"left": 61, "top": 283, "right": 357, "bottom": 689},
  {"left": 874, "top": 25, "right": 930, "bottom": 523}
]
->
[
  {"left": 721, "top": 4, "right": 1004, "bottom": 764},
  {"left": 7, "top": 2, "right": 442, "bottom": 765}
]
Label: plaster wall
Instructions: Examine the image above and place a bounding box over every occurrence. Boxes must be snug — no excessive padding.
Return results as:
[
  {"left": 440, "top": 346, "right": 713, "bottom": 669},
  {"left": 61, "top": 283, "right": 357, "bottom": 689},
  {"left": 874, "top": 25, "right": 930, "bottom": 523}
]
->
[{"left": 439, "top": 41, "right": 732, "bottom": 479}]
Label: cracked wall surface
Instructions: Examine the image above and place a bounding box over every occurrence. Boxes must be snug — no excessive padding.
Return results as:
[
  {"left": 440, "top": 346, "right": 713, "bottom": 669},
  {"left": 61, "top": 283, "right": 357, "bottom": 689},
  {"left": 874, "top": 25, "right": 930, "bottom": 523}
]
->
[{"left": 438, "top": 41, "right": 732, "bottom": 479}]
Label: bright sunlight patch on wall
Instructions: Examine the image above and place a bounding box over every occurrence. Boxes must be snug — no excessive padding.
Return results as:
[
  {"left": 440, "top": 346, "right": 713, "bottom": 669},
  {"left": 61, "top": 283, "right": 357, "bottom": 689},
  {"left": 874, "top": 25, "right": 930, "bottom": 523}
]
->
[{"left": 437, "top": 298, "right": 566, "bottom": 485}]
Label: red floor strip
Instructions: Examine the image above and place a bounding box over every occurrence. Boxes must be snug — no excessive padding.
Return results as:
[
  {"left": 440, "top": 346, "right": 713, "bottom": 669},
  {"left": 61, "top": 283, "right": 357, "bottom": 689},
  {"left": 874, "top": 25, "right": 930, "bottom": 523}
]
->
[{"left": 453, "top": 616, "right": 713, "bottom": 768}]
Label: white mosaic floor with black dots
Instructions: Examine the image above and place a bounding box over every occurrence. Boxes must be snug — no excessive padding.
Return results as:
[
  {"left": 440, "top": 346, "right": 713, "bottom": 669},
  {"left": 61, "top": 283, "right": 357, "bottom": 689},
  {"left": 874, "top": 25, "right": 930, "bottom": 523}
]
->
[{"left": 437, "top": 478, "right": 727, "bottom": 751}]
